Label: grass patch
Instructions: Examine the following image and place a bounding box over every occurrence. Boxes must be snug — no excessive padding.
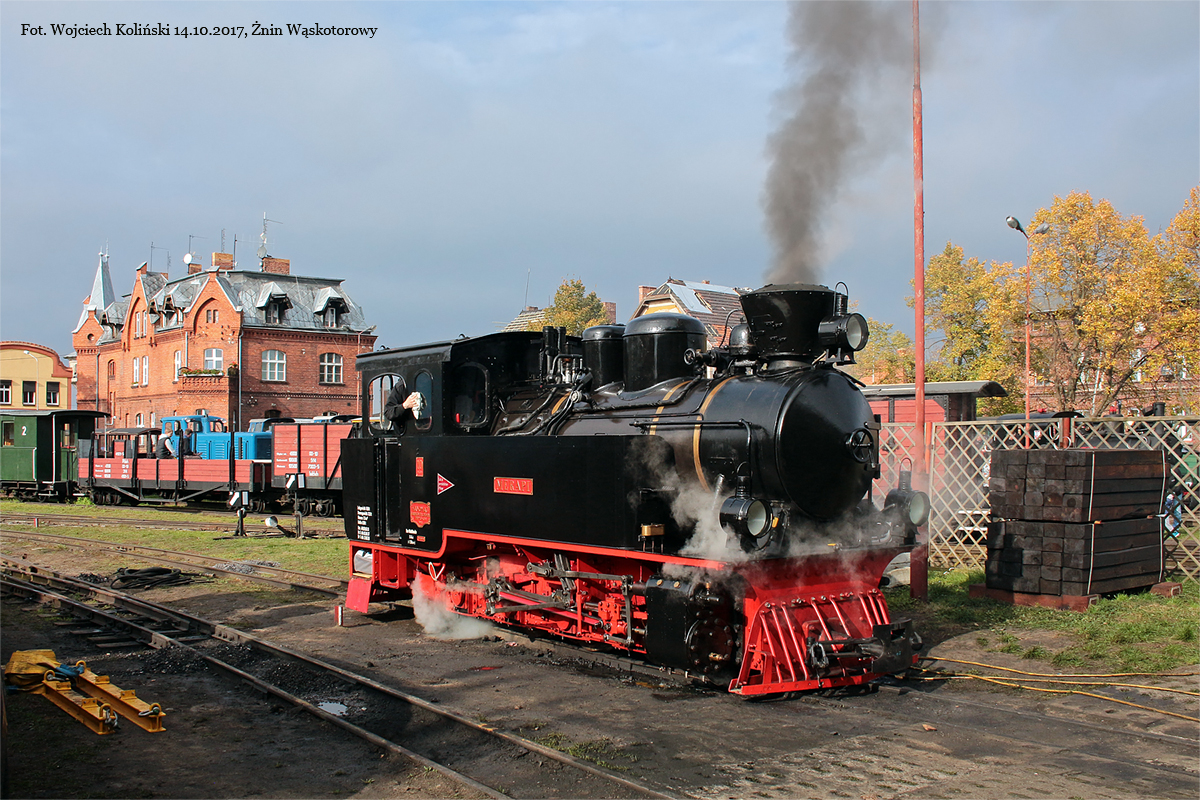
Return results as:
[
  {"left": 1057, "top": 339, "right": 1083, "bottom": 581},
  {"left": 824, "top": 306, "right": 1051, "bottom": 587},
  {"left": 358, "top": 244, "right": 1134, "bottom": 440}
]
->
[
  {"left": 885, "top": 568, "right": 1200, "bottom": 673},
  {"left": 1, "top": 501, "right": 348, "bottom": 580},
  {"left": 533, "top": 732, "right": 638, "bottom": 771}
]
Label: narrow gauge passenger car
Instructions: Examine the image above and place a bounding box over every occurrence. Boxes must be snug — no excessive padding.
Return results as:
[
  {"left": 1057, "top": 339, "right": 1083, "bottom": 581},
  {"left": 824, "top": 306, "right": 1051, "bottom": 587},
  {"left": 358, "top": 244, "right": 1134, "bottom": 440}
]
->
[{"left": 1, "top": 409, "right": 107, "bottom": 501}]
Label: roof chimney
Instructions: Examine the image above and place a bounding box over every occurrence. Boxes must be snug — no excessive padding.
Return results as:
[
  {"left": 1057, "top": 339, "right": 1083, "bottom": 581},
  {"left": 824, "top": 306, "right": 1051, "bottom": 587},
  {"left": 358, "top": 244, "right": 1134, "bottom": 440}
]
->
[
  {"left": 211, "top": 252, "right": 234, "bottom": 271},
  {"left": 262, "top": 257, "right": 290, "bottom": 275},
  {"left": 638, "top": 285, "right": 656, "bottom": 304}
]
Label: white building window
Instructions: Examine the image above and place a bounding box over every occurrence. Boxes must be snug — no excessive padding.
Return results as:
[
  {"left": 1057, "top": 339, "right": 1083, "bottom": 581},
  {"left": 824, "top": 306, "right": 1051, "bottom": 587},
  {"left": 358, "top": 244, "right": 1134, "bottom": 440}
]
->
[
  {"left": 174, "top": 350, "right": 182, "bottom": 381},
  {"left": 142, "top": 356, "right": 149, "bottom": 386},
  {"left": 0, "top": 380, "right": 10, "bottom": 405},
  {"left": 319, "top": 353, "right": 343, "bottom": 384},
  {"left": 262, "top": 350, "right": 287, "bottom": 382},
  {"left": 204, "top": 348, "right": 224, "bottom": 371},
  {"left": 133, "top": 358, "right": 140, "bottom": 385},
  {"left": 46, "top": 382, "right": 60, "bottom": 406}
]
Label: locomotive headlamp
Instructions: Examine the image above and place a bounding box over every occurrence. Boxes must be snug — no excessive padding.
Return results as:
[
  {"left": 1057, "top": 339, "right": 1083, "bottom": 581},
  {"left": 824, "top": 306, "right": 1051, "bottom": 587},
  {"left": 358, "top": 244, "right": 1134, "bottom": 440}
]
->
[
  {"left": 885, "top": 488, "right": 929, "bottom": 527},
  {"left": 884, "top": 470, "right": 930, "bottom": 528},
  {"left": 720, "top": 496, "right": 770, "bottom": 539},
  {"left": 818, "top": 313, "right": 870, "bottom": 353}
]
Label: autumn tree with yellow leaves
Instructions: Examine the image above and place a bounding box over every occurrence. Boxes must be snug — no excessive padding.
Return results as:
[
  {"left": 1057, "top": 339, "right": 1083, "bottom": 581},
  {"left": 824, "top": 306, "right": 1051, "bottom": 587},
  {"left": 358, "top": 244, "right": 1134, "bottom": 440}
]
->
[
  {"left": 529, "top": 278, "right": 610, "bottom": 336},
  {"left": 846, "top": 318, "right": 915, "bottom": 385},
  {"left": 919, "top": 189, "right": 1200, "bottom": 415}
]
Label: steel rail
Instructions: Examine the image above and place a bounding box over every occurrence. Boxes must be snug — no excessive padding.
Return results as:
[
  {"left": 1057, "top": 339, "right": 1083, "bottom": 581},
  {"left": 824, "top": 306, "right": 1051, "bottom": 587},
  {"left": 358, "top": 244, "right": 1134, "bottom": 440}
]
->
[
  {"left": 0, "top": 509, "right": 343, "bottom": 535},
  {"left": 0, "top": 528, "right": 346, "bottom": 596},
  {"left": 1, "top": 562, "right": 676, "bottom": 800},
  {"left": 0, "top": 572, "right": 504, "bottom": 799}
]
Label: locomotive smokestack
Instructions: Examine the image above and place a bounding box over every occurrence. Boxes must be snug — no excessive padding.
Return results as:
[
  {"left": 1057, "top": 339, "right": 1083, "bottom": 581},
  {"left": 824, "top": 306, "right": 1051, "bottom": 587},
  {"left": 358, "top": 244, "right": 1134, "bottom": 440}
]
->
[{"left": 763, "top": 2, "right": 913, "bottom": 285}]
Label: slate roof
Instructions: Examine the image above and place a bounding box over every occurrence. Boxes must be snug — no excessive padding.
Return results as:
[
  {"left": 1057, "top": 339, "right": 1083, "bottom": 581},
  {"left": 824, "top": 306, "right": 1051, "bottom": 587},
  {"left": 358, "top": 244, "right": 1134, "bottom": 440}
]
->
[
  {"left": 81, "top": 263, "right": 370, "bottom": 344},
  {"left": 141, "top": 270, "right": 369, "bottom": 333}
]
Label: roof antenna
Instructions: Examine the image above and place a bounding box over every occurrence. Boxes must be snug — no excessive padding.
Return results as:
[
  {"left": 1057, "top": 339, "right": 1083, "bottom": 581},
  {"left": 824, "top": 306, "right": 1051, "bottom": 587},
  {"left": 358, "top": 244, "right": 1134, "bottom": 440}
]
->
[
  {"left": 524, "top": 269, "right": 531, "bottom": 308},
  {"left": 150, "top": 241, "right": 169, "bottom": 270},
  {"left": 259, "top": 212, "right": 283, "bottom": 268},
  {"left": 184, "top": 234, "right": 206, "bottom": 268}
]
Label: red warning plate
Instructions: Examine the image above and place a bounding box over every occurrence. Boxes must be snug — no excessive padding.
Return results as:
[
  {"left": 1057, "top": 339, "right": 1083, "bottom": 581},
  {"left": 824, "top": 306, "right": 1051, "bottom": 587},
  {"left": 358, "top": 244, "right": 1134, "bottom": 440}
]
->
[
  {"left": 436, "top": 474, "right": 454, "bottom": 495},
  {"left": 415, "top": 457, "right": 424, "bottom": 478},
  {"left": 494, "top": 477, "right": 533, "bottom": 496},
  {"left": 410, "top": 501, "right": 431, "bottom": 528}
]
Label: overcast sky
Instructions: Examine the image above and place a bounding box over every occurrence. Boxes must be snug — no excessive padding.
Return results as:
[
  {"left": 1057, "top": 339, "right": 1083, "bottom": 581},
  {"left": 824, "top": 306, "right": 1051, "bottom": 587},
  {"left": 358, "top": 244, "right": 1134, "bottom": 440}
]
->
[{"left": 2, "top": 1, "right": 1196, "bottom": 359}]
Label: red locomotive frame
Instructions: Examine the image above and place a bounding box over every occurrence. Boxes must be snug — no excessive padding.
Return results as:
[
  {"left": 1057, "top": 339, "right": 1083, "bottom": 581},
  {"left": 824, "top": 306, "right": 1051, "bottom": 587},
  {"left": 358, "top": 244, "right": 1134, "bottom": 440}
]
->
[{"left": 347, "top": 533, "right": 910, "bottom": 695}]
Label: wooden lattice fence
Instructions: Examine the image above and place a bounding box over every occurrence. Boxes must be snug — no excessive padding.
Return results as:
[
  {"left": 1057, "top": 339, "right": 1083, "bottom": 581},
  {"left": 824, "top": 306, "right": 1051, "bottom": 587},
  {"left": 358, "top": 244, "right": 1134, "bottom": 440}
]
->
[{"left": 877, "top": 417, "right": 1199, "bottom": 583}]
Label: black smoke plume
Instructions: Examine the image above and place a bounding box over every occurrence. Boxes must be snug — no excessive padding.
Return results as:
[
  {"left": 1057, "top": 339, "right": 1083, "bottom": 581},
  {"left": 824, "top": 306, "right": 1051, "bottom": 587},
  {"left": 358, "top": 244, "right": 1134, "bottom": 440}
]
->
[{"left": 764, "top": 1, "right": 912, "bottom": 285}]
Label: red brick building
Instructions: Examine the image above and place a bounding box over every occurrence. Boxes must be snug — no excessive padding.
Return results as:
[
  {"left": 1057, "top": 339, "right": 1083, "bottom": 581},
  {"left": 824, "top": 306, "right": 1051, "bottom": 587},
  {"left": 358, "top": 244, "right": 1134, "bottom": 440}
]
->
[{"left": 73, "top": 251, "right": 377, "bottom": 430}]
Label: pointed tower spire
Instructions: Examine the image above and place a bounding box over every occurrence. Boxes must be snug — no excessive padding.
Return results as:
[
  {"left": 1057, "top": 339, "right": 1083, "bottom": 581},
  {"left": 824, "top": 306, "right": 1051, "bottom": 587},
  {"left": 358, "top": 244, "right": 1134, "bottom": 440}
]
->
[
  {"left": 88, "top": 248, "right": 116, "bottom": 311},
  {"left": 75, "top": 248, "right": 117, "bottom": 332}
]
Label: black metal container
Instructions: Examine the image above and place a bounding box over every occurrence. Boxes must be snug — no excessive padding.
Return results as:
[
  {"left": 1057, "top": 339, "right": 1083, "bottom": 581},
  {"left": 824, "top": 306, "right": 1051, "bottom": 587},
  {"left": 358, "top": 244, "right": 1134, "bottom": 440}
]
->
[
  {"left": 582, "top": 324, "right": 625, "bottom": 388},
  {"left": 623, "top": 313, "right": 706, "bottom": 392}
]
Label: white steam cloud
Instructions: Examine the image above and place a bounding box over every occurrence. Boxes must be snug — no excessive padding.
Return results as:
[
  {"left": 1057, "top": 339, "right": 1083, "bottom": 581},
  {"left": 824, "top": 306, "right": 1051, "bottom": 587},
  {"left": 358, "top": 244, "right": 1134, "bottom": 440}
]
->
[
  {"left": 411, "top": 574, "right": 495, "bottom": 640},
  {"left": 629, "top": 439, "right": 750, "bottom": 566}
]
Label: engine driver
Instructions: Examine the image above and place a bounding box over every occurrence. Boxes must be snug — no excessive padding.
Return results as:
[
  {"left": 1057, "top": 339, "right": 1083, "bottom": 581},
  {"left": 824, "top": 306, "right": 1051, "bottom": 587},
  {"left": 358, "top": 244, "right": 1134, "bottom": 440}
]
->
[{"left": 382, "top": 380, "right": 424, "bottom": 429}]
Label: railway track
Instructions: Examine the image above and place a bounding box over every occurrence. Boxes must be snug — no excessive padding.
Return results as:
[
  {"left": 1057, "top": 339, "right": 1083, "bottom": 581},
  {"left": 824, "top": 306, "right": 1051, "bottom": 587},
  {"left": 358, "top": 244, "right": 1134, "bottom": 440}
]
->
[
  {"left": 0, "top": 508, "right": 344, "bottom": 536},
  {"left": 0, "top": 529, "right": 347, "bottom": 596},
  {"left": 0, "top": 562, "right": 674, "bottom": 800}
]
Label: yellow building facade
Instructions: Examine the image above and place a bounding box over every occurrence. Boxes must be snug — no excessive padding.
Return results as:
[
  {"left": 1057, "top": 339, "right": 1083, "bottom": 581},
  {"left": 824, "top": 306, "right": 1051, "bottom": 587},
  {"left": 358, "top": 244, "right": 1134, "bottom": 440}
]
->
[{"left": 0, "top": 342, "right": 74, "bottom": 410}]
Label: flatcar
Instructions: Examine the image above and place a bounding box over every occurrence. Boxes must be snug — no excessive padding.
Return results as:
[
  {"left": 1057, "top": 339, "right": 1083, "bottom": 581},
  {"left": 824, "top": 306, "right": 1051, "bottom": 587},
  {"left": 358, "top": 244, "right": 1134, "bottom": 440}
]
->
[
  {"left": 1, "top": 409, "right": 107, "bottom": 501},
  {"left": 341, "top": 283, "right": 927, "bottom": 695},
  {"left": 77, "top": 413, "right": 349, "bottom": 514}
]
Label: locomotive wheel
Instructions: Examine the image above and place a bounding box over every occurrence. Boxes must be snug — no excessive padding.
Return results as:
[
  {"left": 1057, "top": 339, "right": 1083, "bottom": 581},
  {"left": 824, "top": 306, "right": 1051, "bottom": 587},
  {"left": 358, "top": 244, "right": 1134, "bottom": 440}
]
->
[
  {"left": 316, "top": 499, "right": 332, "bottom": 517},
  {"left": 296, "top": 498, "right": 312, "bottom": 516}
]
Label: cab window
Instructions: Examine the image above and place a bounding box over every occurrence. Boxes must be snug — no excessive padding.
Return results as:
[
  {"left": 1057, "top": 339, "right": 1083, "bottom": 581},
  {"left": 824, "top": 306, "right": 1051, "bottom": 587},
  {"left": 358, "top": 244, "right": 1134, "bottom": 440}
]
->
[
  {"left": 413, "top": 372, "right": 434, "bottom": 432},
  {"left": 451, "top": 363, "right": 489, "bottom": 428},
  {"left": 368, "top": 374, "right": 402, "bottom": 434}
]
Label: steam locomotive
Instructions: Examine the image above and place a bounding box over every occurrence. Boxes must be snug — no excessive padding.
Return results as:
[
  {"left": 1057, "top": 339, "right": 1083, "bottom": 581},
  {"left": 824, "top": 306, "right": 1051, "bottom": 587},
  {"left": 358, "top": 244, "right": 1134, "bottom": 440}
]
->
[{"left": 342, "top": 283, "right": 926, "bottom": 695}]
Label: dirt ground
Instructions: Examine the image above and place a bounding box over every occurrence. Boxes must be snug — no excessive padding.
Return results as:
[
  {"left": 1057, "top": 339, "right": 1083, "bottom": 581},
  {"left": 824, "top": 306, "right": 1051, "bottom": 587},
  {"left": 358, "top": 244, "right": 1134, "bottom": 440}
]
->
[{"left": 2, "top": 537, "right": 1198, "bottom": 800}]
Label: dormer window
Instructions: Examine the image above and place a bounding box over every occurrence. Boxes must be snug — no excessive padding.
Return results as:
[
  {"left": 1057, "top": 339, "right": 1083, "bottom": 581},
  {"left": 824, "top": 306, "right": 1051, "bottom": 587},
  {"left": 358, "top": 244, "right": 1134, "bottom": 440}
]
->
[{"left": 256, "top": 283, "right": 293, "bottom": 326}]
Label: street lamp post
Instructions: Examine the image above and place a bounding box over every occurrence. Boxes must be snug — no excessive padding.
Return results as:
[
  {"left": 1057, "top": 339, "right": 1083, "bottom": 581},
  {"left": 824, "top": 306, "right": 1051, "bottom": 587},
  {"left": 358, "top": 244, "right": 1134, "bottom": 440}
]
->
[{"left": 1006, "top": 217, "right": 1050, "bottom": 423}]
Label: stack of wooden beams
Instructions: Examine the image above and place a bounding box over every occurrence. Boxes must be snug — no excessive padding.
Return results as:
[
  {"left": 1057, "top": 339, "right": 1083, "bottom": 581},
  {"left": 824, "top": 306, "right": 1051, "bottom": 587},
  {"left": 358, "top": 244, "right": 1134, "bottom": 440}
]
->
[{"left": 985, "top": 449, "right": 1166, "bottom": 597}]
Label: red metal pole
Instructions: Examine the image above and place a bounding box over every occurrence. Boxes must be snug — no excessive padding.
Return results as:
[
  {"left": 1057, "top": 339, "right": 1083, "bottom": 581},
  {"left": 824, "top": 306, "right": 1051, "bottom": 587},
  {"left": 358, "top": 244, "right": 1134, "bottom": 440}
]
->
[
  {"left": 911, "top": 0, "right": 929, "bottom": 601},
  {"left": 1024, "top": 235, "right": 1033, "bottom": 423}
]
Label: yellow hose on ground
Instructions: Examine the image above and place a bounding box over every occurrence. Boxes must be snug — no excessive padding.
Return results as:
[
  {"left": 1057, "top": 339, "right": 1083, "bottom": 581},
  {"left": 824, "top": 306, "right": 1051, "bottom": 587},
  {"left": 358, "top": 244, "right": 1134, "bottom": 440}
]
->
[
  {"left": 924, "top": 656, "right": 1199, "bottom": 680},
  {"left": 905, "top": 672, "right": 1199, "bottom": 723}
]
